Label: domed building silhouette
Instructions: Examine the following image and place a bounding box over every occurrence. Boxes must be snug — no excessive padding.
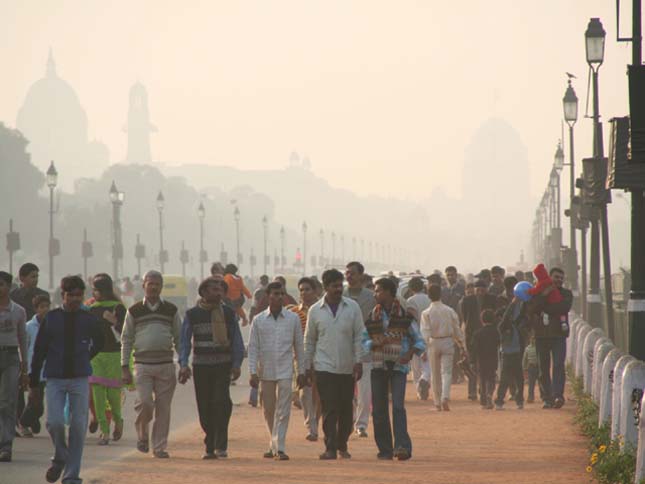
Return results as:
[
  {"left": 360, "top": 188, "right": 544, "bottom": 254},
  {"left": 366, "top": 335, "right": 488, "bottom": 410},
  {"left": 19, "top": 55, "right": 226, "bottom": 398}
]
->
[{"left": 16, "top": 49, "right": 109, "bottom": 188}]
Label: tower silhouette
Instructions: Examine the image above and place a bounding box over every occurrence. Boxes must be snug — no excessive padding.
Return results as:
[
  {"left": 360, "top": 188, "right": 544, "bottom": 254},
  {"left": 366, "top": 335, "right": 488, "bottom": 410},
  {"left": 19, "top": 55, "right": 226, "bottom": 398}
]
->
[{"left": 124, "top": 82, "right": 156, "bottom": 163}]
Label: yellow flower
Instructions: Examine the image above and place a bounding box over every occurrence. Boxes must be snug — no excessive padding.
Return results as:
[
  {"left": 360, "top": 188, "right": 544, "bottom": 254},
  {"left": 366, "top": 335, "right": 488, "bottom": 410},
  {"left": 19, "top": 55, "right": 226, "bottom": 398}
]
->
[
  {"left": 591, "top": 455, "right": 598, "bottom": 464},
  {"left": 598, "top": 445, "right": 607, "bottom": 453},
  {"left": 586, "top": 466, "right": 593, "bottom": 473}
]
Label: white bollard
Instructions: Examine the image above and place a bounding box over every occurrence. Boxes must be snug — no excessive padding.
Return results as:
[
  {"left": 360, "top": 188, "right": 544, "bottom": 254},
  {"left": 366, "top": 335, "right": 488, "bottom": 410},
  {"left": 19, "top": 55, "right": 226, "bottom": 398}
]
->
[
  {"left": 619, "top": 360, "right": 645, "bottom": 449},
  {"left": 576, "top": 323, "right": 593, "bottom": 378},
  {"left": 612, "top": 355, "right": 637, "bottom": 440},
  {"left": 592, "top": 339, "right": 613, "bottom": 402},
  {"left": 568, "top": 318, "right": 583, "bottom": 366},
  {"left": 583, "top": 328, "right": 604, "bottom": 394},
  {"left": 599, "top": 348, "right": 623, "bottom": 426},
  {"left": 635, "top": 390, "right": 645, "bottom": 483}
]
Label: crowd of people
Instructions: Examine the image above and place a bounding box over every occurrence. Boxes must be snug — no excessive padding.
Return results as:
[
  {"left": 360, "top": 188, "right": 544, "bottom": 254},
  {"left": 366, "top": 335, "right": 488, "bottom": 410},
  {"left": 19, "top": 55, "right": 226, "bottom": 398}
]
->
[{"left": 0, "top": 259, "right": 573, "bottom": 483}]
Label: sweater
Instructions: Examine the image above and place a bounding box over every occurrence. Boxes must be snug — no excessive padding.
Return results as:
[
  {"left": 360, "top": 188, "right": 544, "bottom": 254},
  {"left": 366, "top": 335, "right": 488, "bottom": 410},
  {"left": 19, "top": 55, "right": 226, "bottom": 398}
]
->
[
  {"left": 89, "top": 300, "right": 126, "bottom": 353},
  {"left": 471, "top": 324, "right": 500, "bottom": 372},
  {"left": 121, "top": 299, "right": 181, "bottom": 366}
]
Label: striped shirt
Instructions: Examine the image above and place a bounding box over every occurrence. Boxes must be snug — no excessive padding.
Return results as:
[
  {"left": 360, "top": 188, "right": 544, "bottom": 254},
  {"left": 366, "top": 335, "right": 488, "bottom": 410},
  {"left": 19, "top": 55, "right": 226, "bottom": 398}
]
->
[{"left": 287, "top": 303, "right": 309, "bottom": 333}]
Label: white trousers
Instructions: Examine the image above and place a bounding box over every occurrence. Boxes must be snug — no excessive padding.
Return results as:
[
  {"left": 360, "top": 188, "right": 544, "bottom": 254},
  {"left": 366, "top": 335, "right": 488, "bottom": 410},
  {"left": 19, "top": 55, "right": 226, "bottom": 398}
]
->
[
  {"left": 353, "top": 362, "right": 371, "bottom": 430},
  {"left": 428, "top": 338, "right": 455, "bottom": 403},
  {"left": 411, "top": 353, "right": 431, "bottom": 387},
  {"left": 260, "top": 379, "right": 292, "bottom": 453}
]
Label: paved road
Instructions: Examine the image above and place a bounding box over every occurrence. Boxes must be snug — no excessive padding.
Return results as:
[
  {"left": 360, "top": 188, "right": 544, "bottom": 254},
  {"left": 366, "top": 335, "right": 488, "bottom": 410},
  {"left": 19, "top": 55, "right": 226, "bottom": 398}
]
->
[{"left": 5, "top": 368, "right": 250, "bottom": 484}]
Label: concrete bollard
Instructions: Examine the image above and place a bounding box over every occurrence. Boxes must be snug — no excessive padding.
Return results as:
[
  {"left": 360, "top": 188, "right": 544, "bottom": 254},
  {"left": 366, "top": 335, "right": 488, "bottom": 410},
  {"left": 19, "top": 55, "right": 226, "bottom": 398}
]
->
[
  {"left": 568, "top": 318, "right": 583, "bottom": 367},
  {"left": 582, "top": 328, "right": 604, "bottom": 394},
  {"left": 612, "top": 355, "right": 637, "bottom": 440},
  {"left": 635, "top": 390, "right": 645, "bottom": 483},
  {"left": 619, "top": 360, "right": 645, "bottom": 449},
  {"left": 599, "top": 348, "right": 623, "bottom": 426},
  {"left": 576, "top": 323, "right": 593, "bottom": 378},
  {"left": 592, "top": 339, "right": 613, "bottom": 402}
]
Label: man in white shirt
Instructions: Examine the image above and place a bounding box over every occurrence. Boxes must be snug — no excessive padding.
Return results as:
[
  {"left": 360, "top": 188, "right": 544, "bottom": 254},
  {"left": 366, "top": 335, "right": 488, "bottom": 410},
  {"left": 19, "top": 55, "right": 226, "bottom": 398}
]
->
[
  {"left": 305, "top": 269, "right": 364, "bottom": 460},
  {"left": 420, "top": 284, "right": 465, "bottom": 411},
  {"left": 405, "top": 277, "right": 431, "bottom": 400},
  {"left": 248, "top": 282, "right": 305, "bottom": 461}
]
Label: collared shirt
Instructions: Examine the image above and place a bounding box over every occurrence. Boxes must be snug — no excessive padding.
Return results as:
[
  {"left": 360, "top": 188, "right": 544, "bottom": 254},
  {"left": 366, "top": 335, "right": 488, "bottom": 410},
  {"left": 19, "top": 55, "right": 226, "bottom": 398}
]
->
[
  {"left": 0, "top": 300, "right": 27, "bottom": 361},
  {"left": 25, "top": 315, "right": 43, "bottom": 375},
  {"left": 304, "top": 296, "right": 364, "bottom": 375},
  {"left": 248, "top": 307, "right": 304, "bottom": 380},
  {"left": 420, "top": 301, "right": 464, "bottom": 345}
]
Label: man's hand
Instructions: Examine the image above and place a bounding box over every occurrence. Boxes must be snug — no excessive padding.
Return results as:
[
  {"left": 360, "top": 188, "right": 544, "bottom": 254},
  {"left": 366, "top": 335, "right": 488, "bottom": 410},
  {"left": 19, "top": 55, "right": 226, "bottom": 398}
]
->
[
  {"left": 398, "top": 351, "right": 414, "bottom": 366},
  {"left": 352, "top": 363, "right": 363, "bottom": 382},
  {"left": 296, "top": 374, "right": 307, "bottom": 389},
  {"left": 249, "top": 373, "right": 259, "bottom": 388},
  {"left": 231, "top": 367, "right": 241, "bottom": 381},
  {"left": 122, "top": 367, "right": 133, "bottom": 386},
  {"left": 178, "top": 366, "right": 192, "bottom": 384}
]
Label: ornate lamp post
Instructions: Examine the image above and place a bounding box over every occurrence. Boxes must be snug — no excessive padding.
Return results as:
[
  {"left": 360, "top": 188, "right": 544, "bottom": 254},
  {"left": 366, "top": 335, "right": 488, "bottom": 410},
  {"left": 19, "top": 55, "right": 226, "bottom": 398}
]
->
[
  {"left": 109, "top": 181, "right": 125, "bottom": 280},
  {"left": 156, "top": 191, "right": 167, "bottom": 273},
  {"left": 46, "top": 161, "right": 58, "bottom": 289}
]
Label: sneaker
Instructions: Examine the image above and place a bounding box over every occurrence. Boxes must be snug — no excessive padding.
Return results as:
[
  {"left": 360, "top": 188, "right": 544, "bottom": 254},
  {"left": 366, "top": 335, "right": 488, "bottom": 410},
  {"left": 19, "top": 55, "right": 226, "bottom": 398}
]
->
[
  {"left": 495, "top": 403, "right": 504, "bottom": 411},
  {"left": 319, "top": 451, "right": 337, "bottom": 460},
  {"left": 32, "top": 420, "right": 41, "bottom": 434},
  {"left": 441, "top": 400, "right": 450, "bottom": 411},
  {"left": 263, "top": 450, "right": 274, "bottom": 458},
  {"left": 274, "top": 451, "right": 290, "bottom": 461},
  {"left": 355, "top": 428, "right": 368, "bottom": 438},
  {"left": 153, "top": 450, "right": 170, "bottom": 458},
  {"left": 215, "top": 450, "right": 228, "bottom": 458},
  {"left": 46, "top": 463, "right": 63, "bottom": 482},
  {"left": 553, "top": 398, "right": 565, "bottom": 409},
  {"left": 377, "top": 452, "right": 393, "bottom": 460},
  {"left": 137, "top": 440, "right": 150, "bottom": 453},
  {"left": 202, "top": 452, "right": 217, "bottom": 460},
  {"left": 338, "top": 450, "right": 352, "bottom": 459},
  {"left": 98, "top": 434, "right": 110, "bottom": 446},
  {"left": 394, "top": 447, "right": 410, "bottom": 461},
  {"left": 0, "top": 450, "right": 11, "bottom": 462},
  {"left": 305, "top": 434, "right": 318, "bottom": 442}
]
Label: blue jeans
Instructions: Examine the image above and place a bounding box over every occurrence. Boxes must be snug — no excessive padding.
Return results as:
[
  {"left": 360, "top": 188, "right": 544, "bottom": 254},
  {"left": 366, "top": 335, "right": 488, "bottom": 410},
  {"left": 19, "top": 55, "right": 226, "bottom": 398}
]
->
[
  {"left": 0, "top": 349, "right": 20, "bottom": 452},
  {"left": 371, "top": 364, "right": 411, "bottom": 457},
  {"left": 535, "top": 337, "right": 566, "bottom": 402},
  {"left": 46, "top": 378, "right": 89, "bottom": 484}
]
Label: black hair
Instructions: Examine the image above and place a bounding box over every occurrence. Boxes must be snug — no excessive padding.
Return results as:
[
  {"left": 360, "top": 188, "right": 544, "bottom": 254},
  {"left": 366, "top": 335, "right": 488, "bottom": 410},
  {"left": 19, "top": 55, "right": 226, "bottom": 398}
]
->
[
  {"left": 198, "top": 276, "right": 228, "bottom": 297},
  {"left": 92, "top": 273, "right": 120, "bottom": 301},
  {"left": 346, "top": 261, "right": 365, "bottom": 275},
  {"left": 481, "top": 309, "right": 496, "bottom": 325},
  {"left": 19, "top": 263, "right": 39, "bottom": 279},
  {"left": 408, "top": 277, "right": 424, "bottom": 293},
  {"left": 428, "top": 284, "right": 442, "bottom": 302},
  {"left": 61, "top": 275, "right": 86, "bottom": 293},
  {"left": 266, "top": 281, "right": 284, "bottom": 294},
  {"left": 445, "top": 266, "right": 457, "bottom": 274},
  {"left": 0, "top": 271, "right": 12, "bottom": 286},
  {"left": 503, "top": 276, "right": 518, "bottom": 290},
  {"left": 375, "top": 277, "right": 397, "bottom": 297},
  {"left": 32, "top": 293, "right": 51, "bottom": 308},
  {"left": 491, "top": 266, "right": 505, "bottom": 275},
  {"left": 210, "top": 262, "right": 224, "bottom": 275},
  {"left": 260, "top": 274, "right": 270, "bottom": 283},
  {"left": 224, "top": 264, "right": 238, "bottom": 275},
  {"left": 428, "top": 273, "right": 442, "bottom": 285},
  {"left": 298, "top": 277, "right": 315, "bottom": 290},
  {"left": 322, "top": 268, "right": 344, "bottom": 287},
  {"left": 550, "top": 267, "right": 565, "bottom": 276}
]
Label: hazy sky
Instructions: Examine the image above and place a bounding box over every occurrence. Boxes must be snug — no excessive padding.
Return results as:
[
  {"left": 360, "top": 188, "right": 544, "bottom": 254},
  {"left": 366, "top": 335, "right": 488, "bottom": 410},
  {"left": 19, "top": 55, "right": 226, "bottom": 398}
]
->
[{"left": 1, "top": 0, "right": 636, "bottom": 200}]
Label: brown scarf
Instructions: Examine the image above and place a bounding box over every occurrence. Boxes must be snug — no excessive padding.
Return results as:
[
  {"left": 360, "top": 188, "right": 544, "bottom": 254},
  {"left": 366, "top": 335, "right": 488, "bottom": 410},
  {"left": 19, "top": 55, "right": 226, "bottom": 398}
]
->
[{"left": 198, "top": 299, "right": 230, "bottom": 347}]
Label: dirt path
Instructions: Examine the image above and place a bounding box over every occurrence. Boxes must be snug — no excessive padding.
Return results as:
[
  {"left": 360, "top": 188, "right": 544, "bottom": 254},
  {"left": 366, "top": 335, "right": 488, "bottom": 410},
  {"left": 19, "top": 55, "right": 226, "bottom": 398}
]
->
[{"left": 86, "top": 381, "right": 589, "bottom": 484}]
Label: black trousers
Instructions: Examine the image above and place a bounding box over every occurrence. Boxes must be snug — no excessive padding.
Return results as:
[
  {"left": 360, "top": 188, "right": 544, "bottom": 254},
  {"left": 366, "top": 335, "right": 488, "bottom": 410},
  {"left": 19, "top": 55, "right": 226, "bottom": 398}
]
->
[
  {"left": 466, "top": 341, "right": 478, "bottom": 398},
  {"left": 495, "top": 353, "right": 524, "bottom": 405},
  {"left": 315, "top": 371, "right": 354, "bottom": 453},
  {"left": 193, "top": 364, "right": 233, "bottom": 453},
  {"left": 478, "top": 365, "right": 496, "bottom": 406}
]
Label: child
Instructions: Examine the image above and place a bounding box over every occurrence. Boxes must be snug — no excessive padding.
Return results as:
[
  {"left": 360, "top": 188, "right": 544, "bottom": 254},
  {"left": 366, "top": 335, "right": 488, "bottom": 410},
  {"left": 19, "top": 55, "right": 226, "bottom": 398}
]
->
[
  {"left": 21, "top": 294, "right": 51, "bottom": 435},
  {"left": 223, "top": 264, "right": 252, "bottom": 325},
  {"left": 523, "top": 333, "right": 538, "bottom": 403},
  {"left": 495, "top": 295, "right": 527, "bottom": 410},
  {"left": 471, "top": 309, "right": 500, "bottom": 410}
]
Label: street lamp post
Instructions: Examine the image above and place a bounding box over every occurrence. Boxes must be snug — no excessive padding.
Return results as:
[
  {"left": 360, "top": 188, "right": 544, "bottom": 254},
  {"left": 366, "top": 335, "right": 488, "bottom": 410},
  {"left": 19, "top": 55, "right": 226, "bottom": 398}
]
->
[
  {"left": 302, "top": 222, "right": 308, "bottom": 275},
  {"left": 180, "top": 241, "right": 189, "bottom": 278},
  {"left": 263, "top": 215, "right": 268, "bottom": 275},
  {"left": 135, "top": 234, "right": 146, "bottom": 277},
  {"left": 280, "top": 225, "right": 285, "bottom": 273},
  {"left": 109, "top": 181, "right": 125, "bottom": 281},
  {"left": 198, "top": 202, "right": 206, "bottom": 280},
  {"left": 157, "top": 191, "right": 167, "bottom": 274},
  {"left": 234, "top": 206, "right": 241, "bottom": 268},
  {"left": 563, "top": 79, "right": 580, "bottom": 308},
  {"left": 81, "top": 228, "right": 93, "bottom": 281},
  {"left": 550, "top": 161, "right": 562, "bottom": 268},
  {"left": 46, "top": 161, "right": 58, "bottom": 289}
]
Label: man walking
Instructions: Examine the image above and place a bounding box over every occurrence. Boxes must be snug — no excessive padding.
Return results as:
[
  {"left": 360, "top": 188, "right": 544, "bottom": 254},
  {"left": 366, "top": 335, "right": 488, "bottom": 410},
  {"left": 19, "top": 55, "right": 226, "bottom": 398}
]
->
[
  {"left": 121, "top": 271, "right": 182, "bottom": 458},
  {"left": 30, "top": 275, "right": 104, "bottom": 483},
  {"left": 343, "top": 261, "right": 375, "bottom": 438},
  {"left": 405, "top": 277, "right": 431, "bottom": 400},
  {"left": 0, "top": 271, "right": 28, "bottom": 462},
  {"left": 305, "top": 269, "right": 364, "bottom": 460},
  {"left": 178, "top": 277, "right": 245, "bottom": 459},
  {"left": 248, "top": 282, "right": 305, "bottom": 461},
  {"left": 363, "top": 278, "right": 425, "bottom": 460},
  {"left": 287, "top": 277, "right": 321, "bottom": 441}
]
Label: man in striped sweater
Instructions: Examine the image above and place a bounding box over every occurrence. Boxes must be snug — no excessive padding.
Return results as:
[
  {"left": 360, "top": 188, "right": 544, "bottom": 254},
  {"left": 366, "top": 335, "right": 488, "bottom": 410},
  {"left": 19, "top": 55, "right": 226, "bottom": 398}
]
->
[{"left": 121, "top": 271, "right": 182, "bottom": 459}]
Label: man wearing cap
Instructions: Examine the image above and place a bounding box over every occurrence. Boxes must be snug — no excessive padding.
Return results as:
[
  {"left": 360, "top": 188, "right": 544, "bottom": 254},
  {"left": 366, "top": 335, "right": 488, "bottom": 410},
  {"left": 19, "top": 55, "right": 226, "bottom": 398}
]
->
[
  {"left": 459, "top": 279, "right": 497, "bottom": 400},
  {"left": 178, "top": 277, "right": 245, "bottom": 459},
  {"left": 489, "top": 266, "right": 506, "bottom": 297}
]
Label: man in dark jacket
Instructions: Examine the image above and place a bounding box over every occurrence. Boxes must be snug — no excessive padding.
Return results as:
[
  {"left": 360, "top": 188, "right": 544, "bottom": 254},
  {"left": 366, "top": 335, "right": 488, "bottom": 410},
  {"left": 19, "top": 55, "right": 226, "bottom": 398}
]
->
[
  {"left": 179, "top": 277, "right": 245, "bottom": 459},
  {"left": 460, "top": 280, "right": 497, "bottom": 400},
  {"left": 30, "top": 275, "right": 104, "bottom": 484},
  {"left": 531, "top": 267, "right": 573, "bottom": 409}
]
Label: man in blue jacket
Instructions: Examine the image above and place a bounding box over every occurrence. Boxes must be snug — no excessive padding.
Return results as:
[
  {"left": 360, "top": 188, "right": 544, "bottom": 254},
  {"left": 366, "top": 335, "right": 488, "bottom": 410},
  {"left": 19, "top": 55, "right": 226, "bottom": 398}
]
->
[{"left": 30, "top": 275, "right": 104, "bottom": 484}]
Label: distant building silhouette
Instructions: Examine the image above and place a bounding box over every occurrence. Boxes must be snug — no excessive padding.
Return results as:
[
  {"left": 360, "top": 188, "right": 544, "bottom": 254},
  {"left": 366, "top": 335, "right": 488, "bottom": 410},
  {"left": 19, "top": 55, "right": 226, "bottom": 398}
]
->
[
  {"left": 16, "top": 49, "right": 109, "bottom": 187},
  {"left": 124, "top": 82, "right": 156, "bottom": 163}
]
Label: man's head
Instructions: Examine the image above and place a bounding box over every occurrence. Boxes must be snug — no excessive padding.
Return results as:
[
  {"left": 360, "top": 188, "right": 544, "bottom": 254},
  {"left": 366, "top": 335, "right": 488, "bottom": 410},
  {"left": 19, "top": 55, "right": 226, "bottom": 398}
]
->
[
  {"left": 322, "top": 269, "right": 344, "bottom": 302},
  {"left": 345, "top": 261, "right": 365, "bottom": 288},
  {"left": 61, "top": 275, "right": 86, "bottom": 311},
  {"left": 514, "top": 271, "right": 525, "bottom": 282},
  {"left": 266, "top": 281, "right": 284, "bottom": 310},
  {"left": 491, "top": 266, "right": 505, "bottom": 285},
  {"left": 298, "top": 277, "right": 317, "bottom": 306},
  {"left": 503, "top": 276, "right": 518, "bottom": 295},
  {"left": 199, "top": 277, "right": 227, "bottom": 304},
  {"left": 0, "top": 271, "right": 12, "bottom": 299},
  {"left": 18, "top": 263, "right": 39, "bottom": 289},
  {"left": 408, "top": 277, "right": 425, "bottom": 294},
  {"left": 481, "top": 309, "right": 496, "bottom": 326},
  {"left": 259, "top": 275, "right": 270, "bottom": 287},
  {"left": 33, "top": 294, "right": 51, "bottom": 319},
  {"left": 224, "top": 264, "right": 238, "bottom": 275},
  {"left": 374, "top": 278, "right": 397, "bottom": 306},
  {"left": 550, "top": 267, "right": 565, "bottom": 288},
  {"left": 210, "top": 262, "right": 225, "bottom": 276},
  {"left": 475, "top": 279, "right": 488, "bottom": 296},
  {"left": 428, "top": 283, "right": 442, "bottom": 302},
  {"left": 143, "top": 270, "right": 163, "bottom": 301},
  {"left": 465, "top": 282, "right": 475, "bottom": 297},
  {"left": 477, "top": 269, "right": 492, "bottom": 286},
  {"left": 427, "top": 273, "right": 442, "bottom": 286},
  {"left": 273, "top": 275, "right": 287, "bottom": 289},
  {"left": 445, "top": 266, "right": 458, "bottom": 285}
]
